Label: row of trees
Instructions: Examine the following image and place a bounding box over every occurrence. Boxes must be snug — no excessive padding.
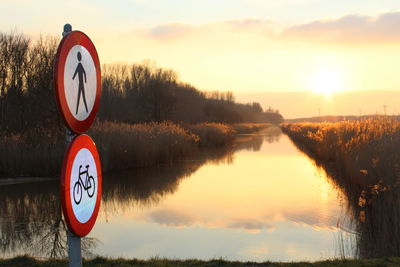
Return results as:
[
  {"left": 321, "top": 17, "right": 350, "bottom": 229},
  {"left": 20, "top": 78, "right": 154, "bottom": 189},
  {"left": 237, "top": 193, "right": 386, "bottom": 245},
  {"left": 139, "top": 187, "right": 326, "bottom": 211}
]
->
[
  {"left": 100, "top": 63, "right": 283, "bottom": 124},
  {"left": 0, "top": 32, "right": 283, "bottom": 133},
  {"left": 0, "top": 33, "right": 61, "bottom": 132}
]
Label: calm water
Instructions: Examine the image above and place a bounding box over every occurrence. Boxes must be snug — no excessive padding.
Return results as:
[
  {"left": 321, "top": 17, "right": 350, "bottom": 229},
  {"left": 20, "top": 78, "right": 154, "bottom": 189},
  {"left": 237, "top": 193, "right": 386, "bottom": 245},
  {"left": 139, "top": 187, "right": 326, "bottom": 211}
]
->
[{"left": 0, "top": 127, "right": 355, "bottom": 261}]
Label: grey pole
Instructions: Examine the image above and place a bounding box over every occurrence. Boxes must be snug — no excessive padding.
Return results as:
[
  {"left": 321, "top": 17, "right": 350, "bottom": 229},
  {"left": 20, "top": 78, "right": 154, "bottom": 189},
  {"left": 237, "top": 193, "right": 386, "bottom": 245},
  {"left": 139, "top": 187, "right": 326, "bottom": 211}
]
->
[
  {"left": 67, "top": 230, "right": 82, "bottom": 267},
  {"left": 62, "top": 23, "right": 82, "bottom": 267}
]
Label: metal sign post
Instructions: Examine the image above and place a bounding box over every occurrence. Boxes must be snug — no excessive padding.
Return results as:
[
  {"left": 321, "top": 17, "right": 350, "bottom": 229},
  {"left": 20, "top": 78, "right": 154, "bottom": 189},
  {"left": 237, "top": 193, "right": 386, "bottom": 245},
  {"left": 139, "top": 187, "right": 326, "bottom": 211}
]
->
[
  {"left": 66, "top": 129, "right": 81, "bottom": 267},
  {"left": 55, "top": 24, "right": 102, "bottom": 267},
  {"left": 67, "top": 229, "right": 82, "bottom": 267},
  {"left": 63, "top": 25, "right": 82, "bottom": 267}
]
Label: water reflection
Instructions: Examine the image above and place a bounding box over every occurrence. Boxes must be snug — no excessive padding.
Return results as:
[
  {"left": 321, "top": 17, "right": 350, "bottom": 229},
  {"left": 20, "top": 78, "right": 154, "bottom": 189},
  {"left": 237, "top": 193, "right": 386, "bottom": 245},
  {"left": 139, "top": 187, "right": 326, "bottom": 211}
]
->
[
  {"left": 0, "top": 128, "right": 275, "bottom": 258},
  {"left": 93, "top": 128, "right": 348, "bottom": 261},
  {"left": 0, "top": 127, "right": 352, "bottom": 261},
  {"left": 235, "top": 126, "right": 281, "bottom": 152},
  {"left": 0, "top": 181, "right": 97, "bottom": 258},
  {"left": 102, "top": 127, "right": 283, "bottom": 215}
]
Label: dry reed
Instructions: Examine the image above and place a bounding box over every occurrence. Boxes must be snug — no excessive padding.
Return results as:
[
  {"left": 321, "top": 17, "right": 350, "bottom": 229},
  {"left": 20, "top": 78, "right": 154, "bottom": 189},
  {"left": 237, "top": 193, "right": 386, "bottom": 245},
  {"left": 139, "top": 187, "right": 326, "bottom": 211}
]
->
[
  {"left": 186, "top": 123, "right": 235, "bottom": 147},
  {"left": 282, "top": 118, "right": 400, "bottom": 258},
  {"left": 0, "top": 121, "right": 268, "bottom": 177}
]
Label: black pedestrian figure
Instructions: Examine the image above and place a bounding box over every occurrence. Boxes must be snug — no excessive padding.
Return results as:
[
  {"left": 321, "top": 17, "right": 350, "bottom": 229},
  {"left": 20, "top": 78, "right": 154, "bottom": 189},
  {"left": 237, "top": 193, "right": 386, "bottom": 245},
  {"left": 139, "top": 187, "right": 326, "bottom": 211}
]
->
[{"left": 72, "top": 52, "right": 88, "bottom": 115}]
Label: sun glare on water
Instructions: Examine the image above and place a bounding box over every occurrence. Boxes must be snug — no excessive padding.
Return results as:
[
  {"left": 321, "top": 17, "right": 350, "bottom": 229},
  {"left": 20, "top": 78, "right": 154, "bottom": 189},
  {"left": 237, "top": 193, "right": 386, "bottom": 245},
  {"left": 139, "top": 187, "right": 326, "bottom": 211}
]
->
[{"left": 310, "top": 67, "right": 344, "bottom": 96}]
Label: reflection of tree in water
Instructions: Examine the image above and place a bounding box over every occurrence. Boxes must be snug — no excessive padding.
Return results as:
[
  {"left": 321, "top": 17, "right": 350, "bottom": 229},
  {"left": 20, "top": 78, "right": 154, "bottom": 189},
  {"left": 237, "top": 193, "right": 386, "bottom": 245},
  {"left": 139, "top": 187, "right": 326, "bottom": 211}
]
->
[
  {"left": 102, "top": 163, "right": 201, "bottom": 211},
  {"left": 0, "top": 146, "right": 235, "bottom": 258},
  {"left": 0, "top": 181, "right": 98, "bottom": 258},
  {"left": 102, "top": 146, "right": 236, "bottom": 214},
  {"left": 0, "top": 130, "right": 278, "bottom": 258},
  {"left": 102, "top": 128, "right": 282, "bottom": 215},
  {"left": 235, "top": 126, "right": 282, "bottom": 152}
]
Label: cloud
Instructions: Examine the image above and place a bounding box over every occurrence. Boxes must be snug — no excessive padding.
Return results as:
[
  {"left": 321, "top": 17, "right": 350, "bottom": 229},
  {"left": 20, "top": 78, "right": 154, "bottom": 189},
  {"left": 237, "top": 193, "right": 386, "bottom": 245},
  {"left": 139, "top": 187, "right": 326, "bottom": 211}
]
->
[
  {"left": 147, "top": 209, "right": 194, "bottom": 227},
  {"left": 147, "top": 23, "right": 193, "bottom": 40},
  {"left": 139, "top": 12, "right": 400, "bottom": 45},
  {"left": 282, "top": 12, "right": 400, "bottom": 43},
  {"left": 142, "top": 18, "right": 273, "bottom": 42},
  {"left": 223, "top": 18, "right": 273, "bottom": 30},
  {"left": 282, "top": 209, "right": 338, "bottom": 230},
  {"left": 227, "top": 219, "right": 275, "bottom": 232}
]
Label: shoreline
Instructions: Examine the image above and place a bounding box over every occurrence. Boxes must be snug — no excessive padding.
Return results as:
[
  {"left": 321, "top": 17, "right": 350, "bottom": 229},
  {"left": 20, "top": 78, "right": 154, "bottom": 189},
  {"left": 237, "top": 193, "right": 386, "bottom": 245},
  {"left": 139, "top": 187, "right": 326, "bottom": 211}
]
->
[
  {"left": 0, "top": 176, "right": 58, "bottom": 186},
  {"left": 2, "top": 255, "right": 400, "bottom": 266}
]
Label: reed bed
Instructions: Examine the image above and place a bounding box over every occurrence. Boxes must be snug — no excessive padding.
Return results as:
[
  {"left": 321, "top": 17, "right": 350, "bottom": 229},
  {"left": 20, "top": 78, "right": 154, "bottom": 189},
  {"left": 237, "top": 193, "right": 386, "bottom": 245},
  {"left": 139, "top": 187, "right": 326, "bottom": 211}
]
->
[
  {"left": 185, "top": 123, "right": 235, "bottom": 147},
  {"left": 0, "top": 129, "right": 65, "bottom": 177},
  {"left": 281, "top": 118, "right": 400, "bottom": 258},
  {"left": 0, "top": 122, "right": 268, "bottom": 178},
  {"left": 231, "top": 123, "right": 271, "bottom": 134},
  {"left": 90, "top": 121, "right": 199, "bottom": 172},
  {"left": 281, "top": 118, "right": 400, "bottom": 188}
]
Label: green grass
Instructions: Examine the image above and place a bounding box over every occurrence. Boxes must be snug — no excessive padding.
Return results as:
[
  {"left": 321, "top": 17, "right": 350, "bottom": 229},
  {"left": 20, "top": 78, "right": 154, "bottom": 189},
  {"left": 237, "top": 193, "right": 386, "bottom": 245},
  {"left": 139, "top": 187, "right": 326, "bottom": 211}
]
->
[{"left": 2, "top": 256, "right": 400, "bottom": 267}]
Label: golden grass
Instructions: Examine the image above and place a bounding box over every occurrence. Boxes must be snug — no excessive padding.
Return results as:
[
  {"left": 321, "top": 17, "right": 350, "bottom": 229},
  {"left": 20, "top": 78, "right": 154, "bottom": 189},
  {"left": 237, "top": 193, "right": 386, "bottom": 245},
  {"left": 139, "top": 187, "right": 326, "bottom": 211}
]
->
[
  {"left": 281, "top": 118, "right": 400, "bottom": 188},
  {"left": 186, "top": 123, "right": 235, "bottom": 147},
  {"left": 0, "top": 129, "right": 64, "bottom": 177},
  {"left": 281, "top": 118, "right": 400, "bottom": 258},
  {"left": 90, "top": 121, "right": 199, "bottom": 171},
  {"left": 231, "top": 123, "right": 271, "bottom": 134},
  {"left": 0, "top": 122, "right": 269, "bottom": 177}
]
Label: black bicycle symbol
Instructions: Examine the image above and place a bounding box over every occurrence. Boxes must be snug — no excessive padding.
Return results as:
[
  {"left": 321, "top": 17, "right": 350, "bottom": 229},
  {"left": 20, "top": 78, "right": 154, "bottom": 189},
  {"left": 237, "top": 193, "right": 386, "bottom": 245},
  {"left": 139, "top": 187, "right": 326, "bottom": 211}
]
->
[{"left": 73, "top": 165, "right": 95, "bottom": 205}]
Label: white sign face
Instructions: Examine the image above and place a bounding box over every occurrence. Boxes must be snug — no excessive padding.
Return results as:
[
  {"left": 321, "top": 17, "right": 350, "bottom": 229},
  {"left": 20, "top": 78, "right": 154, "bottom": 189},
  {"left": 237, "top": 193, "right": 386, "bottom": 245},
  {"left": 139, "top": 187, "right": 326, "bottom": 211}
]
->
[
  {"left": 64, "top": 45, "right": 97, "bottom": 121},
  {"left": 70, "top": 148, "right": 98, "bottom": 223}
]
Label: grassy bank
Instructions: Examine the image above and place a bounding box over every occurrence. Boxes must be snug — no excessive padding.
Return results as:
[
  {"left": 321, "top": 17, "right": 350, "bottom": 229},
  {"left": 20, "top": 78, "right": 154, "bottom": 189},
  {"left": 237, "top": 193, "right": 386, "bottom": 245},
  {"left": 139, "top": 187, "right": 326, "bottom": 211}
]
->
[
  {"left": 281, "top": 118, "right": 400, "bottom": 258},
  {"left": 281, "top": 118, "right": 400, "bottom": 189},
  {"left": 2, "top": 256, "right": 400, "bottom": 267},
  {"left": 0, "top": 122, "right": 269, "bottom": 178}
]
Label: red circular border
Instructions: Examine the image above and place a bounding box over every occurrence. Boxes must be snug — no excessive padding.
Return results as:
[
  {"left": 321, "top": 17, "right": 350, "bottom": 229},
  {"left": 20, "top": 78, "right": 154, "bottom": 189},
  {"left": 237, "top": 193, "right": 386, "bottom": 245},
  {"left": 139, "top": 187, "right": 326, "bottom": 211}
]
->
[
  {"left": 54, "top": 31, "right": 101, "bottom": 134},
  {"left": 60, "top": 134, "right": 102, "bottom": 237}
]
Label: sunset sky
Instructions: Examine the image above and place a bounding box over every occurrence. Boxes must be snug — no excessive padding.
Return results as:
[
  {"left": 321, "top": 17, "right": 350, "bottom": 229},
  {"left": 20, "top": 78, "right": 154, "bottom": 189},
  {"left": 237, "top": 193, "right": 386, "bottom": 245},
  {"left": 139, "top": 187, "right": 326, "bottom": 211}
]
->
[{"left": 2, "top": 0, "right": 400, "bottom": 118}]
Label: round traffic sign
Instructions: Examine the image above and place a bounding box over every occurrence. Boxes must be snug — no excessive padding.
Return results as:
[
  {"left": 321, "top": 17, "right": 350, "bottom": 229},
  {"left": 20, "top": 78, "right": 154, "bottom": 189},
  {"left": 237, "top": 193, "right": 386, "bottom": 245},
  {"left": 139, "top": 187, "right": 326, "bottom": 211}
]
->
[
  {"left": 61, "top": 134, "right": 102, "bottom": 237},
  {"left": 54, "top": 31, "right": 101, "bottom": 134}
]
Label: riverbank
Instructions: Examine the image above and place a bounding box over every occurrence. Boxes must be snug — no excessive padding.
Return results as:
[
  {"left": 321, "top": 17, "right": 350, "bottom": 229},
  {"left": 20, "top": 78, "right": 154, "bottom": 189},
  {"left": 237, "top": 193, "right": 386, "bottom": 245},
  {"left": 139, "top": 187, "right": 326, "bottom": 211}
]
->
[
  {"left": 281, "top": 118, "right": 400, "bottom": 192},
  {"left": 2, "top": 256, "right": 400, "bottom": 267},
  {"left": 281, "top": 118, "right": 400, "bottom": 258},
  {"left": 0, "top": 122, "right": 271, "bottom": 178}
]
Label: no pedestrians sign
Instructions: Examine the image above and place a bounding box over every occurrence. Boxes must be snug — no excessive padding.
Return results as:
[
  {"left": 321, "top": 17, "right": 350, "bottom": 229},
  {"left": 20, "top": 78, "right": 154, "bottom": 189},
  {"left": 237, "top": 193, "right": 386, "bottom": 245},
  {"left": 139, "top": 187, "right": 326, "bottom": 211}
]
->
[{"left": 54, "top": 31, "right": 101, "bottom": 134}]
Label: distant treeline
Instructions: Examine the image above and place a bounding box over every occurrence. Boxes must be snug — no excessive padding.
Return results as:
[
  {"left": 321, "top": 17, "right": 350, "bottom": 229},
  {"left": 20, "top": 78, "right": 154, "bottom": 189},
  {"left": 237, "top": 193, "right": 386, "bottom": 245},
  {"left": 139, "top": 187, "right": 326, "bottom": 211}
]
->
[
  {"left": 0, "top": 32, "right": 283, "bottom": 133},
  {"left": 285, "top": 115, "right": 397, "bottom": 123}
]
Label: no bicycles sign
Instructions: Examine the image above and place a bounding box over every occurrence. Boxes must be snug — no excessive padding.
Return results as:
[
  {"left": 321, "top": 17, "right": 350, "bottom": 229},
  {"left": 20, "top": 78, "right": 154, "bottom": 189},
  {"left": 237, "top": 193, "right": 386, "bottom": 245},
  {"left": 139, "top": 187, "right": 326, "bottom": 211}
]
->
[
  {"left": 54, "top": 31, "right": 101, "bottom": 134},
  {"left": 61, "top": 134, "right": 102, "bottom": 237}
]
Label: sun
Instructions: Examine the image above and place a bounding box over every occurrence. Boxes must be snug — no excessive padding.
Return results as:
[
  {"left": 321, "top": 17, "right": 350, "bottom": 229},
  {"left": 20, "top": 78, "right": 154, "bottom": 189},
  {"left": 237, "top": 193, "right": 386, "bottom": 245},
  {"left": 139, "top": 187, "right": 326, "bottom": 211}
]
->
[{"left": 310, "top": 67, "right": 344, "bottom": 96}]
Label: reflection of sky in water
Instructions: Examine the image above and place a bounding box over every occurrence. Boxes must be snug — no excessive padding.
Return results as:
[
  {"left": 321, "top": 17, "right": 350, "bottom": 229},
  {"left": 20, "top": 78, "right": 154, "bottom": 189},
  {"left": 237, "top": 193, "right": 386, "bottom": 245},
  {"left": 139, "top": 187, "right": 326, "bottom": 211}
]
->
[
  {"left": 91, "top": 132, "right": 351, "bottom": 262},
  {"left": 94, "top": 220, "right": 339, "bottom": 262}
]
